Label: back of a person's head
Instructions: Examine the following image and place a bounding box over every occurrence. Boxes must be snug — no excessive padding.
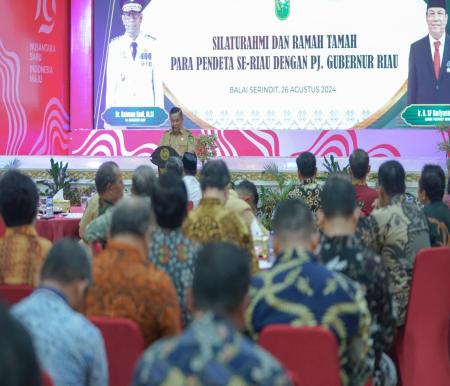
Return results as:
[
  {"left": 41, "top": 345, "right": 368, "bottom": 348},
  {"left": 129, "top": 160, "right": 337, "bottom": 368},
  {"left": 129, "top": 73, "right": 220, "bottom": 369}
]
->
[
  {"left": 272, "top": 199, "right": 314, "bottom": 241},
  {"left": 110, "top": 196, "right": 154, "bottom": 238},
  {"left": 0, "top": 304, "right": 41, "bottom": 386},
  {"left": 321, "top": 174, "right": 357, "bottom": 218},
  {"left": 236, "top": 180, "right": 259, "bottom": 207},
  {"left": 296, "top": 152, "right": 316, "bottom": 178},
  {"left": 166, "top": 156, "right": 183, "bottom": 177},
  {"left": 378, "top": 160, "right": 406, "bottom": 197},
  {"left": 193, "top": 242, "right": 250, "bottom": 315},
  {"left": 419, "top": 164, "right": 446, "bottom": 203},
  {"left": 95, "top": 161, "right": 119, "bottom": 195},
  {"left": 152, "top": 173, "right": 187, "bottom": 229},
  {"left": 41, "top": 238, "right": 91, "bottom": 286},
  {"left": 200, "top": 160, "right": 230, "bottom": 191},
  {"left": 132, "top": 165, "right": 156, "bottom": 197},
  {"left": 349, "top": 149, "right": 370, "bottom": 179},
  {"left": 0, "top": 170, "right": 39, "bottom": 227},
  {"left": 182, "top": 152, "right": 197, "bottom": 175}
]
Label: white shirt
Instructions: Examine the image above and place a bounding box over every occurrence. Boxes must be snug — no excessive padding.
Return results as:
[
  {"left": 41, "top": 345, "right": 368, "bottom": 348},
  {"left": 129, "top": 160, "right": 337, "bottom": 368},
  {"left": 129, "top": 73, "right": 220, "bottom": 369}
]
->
[
  {"left": 429, "top": 33, "right": 446, "bottom": 67},
  {"left": 183, "top": 175, "right": 202, "bottom": 208},
  {"left": 106, "top": 32, "right": 164, "bottom": 108}
]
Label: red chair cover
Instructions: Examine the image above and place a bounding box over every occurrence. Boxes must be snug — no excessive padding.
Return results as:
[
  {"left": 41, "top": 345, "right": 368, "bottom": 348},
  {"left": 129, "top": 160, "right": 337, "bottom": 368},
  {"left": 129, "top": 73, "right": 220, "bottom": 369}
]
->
[
  {"left": 259, "top": 325, "right": 342, "bottom": 386},
  {"left": 89, "top": 316, "right": 145, "bottom": 386},
  {"left": 0, "top": 285, "right": 33, "bottom": 306},
  {"left": 41, "top": 372, "right": 53, "bottom": 386},
  {"left": 187, "top": 201, "right": 194, "bottom": 211},
  {"left": 394, "top": 247, "right": 450, "bottom": 386}
]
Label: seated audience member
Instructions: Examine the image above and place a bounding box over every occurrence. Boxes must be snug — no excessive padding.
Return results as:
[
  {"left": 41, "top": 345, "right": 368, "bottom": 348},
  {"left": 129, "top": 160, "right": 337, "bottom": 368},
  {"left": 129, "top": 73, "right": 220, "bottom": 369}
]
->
[
  {"left": 246, "top": 199, "right": 372, "bottom": 386},
  {"left": 79, "top": 161, "right": 124, "bottom": 240},
  {"left": 368, "top": 160, "right": 430, "bottom": 326},
  {"left": 85, "top": 165, "right": 155, "bottom": 244},
  {"left": 182, "top": 152, "right": 201, "bottom": 207},
  {"left": 418, "top": 164, "right": 450, "bottom": 246},
  {"left": 0, "top": 171, "right": 51, "bottom": 286},
  {"left": 0, "top": 303, "right": 42, "bottom": 386},
  {"left": 349, "top": 149, "right": 378, "bottom": 216},
  {"left": 316, "top": 175, "right": 396, "bottom": 386},
  {"left": 182, "top": 160, "right": 258, "bottom": 273},
  {"left": 165, "top": 156, "right": 183, "bottom": 177},
  {"left": 132, "top": 242, "right": 291, "bottom": 386},
  {"left": 150, "top": 173, "right": 196, "bottom": 326},
  {"left": 12, "top": 239, "right": 108, "bottom": 386},
  {"left": 288, "top": 152, "right": 322, "bottom": 212},
  {"left": 225, "top": 189, "right": 255, "bottom": 231},
  {"left": 236, "top": 179, "right": 268, "bottom": 233},
  {"left": 85, "top": 197, "right": 181, "bottom": 346}
]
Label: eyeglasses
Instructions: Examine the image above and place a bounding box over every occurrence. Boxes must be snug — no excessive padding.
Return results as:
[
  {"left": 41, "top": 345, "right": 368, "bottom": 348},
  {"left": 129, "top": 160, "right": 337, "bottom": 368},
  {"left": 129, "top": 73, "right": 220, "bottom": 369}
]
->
[{"left": 122, "top": 11, "right": 141, "bottom": 19}]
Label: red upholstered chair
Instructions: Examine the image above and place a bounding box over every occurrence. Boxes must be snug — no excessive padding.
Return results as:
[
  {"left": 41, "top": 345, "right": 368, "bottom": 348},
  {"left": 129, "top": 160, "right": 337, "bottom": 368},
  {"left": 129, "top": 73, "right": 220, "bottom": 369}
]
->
[
  {"left": 187, "top": 201, "right": 194, "bottom": 211},
  {"left": 0, "top": 216, "right": 5, "bottom": 237},
  {"left": 89, "top": 316, "right": 145, "bottom": 386},
  {"left": 259, "top": 325, "right": 342, "bottom": 386},
  {"left": 394, "top": 247, "right": 450, "bottom": 386},
  {"left": 0, "top": 285, "right": 33, "bottom": 306}
]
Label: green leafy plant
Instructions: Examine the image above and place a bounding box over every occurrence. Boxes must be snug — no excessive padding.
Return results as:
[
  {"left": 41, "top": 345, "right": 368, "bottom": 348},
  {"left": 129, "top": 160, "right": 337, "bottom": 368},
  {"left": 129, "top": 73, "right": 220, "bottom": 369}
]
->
[
  {"left": 257, "top": 163, "right": 296, "bottom": 229},
  {"left": 195, "top": 134, "right": 218, "bottom": 164},
  {"left": 322, "top": 155, "right": 349, "bottom": 175},
  {"left": 38, "top": 158, "right": 77, "bottom": 198},
  {"left": 4, "top": 158, "right": 21, "bottom": 170}
]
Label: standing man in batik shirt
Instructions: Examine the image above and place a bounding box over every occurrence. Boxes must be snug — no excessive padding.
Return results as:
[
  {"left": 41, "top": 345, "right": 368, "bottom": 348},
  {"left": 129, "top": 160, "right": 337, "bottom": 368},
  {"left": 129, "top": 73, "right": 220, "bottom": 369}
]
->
[
  {"left": 160, "top": 107, "right": 195, "bottom": 156},
  {"left": 246, "top": 199, "right": 372, "bottom": 386},
  {"left": 368, "top": 161, "right": 430, "bottom": 326},
  {"left": 105, "top": 0, "right": 164, "bottom": 110},
  {"left": 132, "top": 242, "right": 292, "bottom": 386},
  {"left": 316, "top": 175, "right": 396, "bottom": 386},
  {"left": 288, "top": 152, "right": 322, "bottom": 212},
  {"left": 182, "top": 160, "right": 258, "bottom": 273}
]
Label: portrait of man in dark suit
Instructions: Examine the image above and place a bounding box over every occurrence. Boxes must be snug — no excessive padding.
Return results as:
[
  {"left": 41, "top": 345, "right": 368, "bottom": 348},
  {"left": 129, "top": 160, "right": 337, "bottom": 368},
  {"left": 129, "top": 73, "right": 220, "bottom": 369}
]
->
[{"left": 408, "top": 0, "right": 450, "bottom": 105}]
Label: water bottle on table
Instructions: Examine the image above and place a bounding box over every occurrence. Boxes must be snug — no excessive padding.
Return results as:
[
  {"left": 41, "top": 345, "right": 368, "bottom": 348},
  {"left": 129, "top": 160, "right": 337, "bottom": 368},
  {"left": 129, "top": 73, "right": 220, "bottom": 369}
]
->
[{"left": 45, "top": 196, "right": 54, "bottom": 218}]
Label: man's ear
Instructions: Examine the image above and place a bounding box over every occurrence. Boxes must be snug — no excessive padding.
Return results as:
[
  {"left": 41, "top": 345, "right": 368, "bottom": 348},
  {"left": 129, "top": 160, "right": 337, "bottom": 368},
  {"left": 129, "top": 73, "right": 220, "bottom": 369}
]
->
[
  {"left": 352, "top": 207, "right": 361, "bottom": 225},
  {"left": 186, "top": 287, "right": 194, "bottom": 314},
  {"left": 316, "top": 209, "right": 325, "bottom": 229},
  {"left": 367, "top": 165, "right": 371, "bottom": 175}
]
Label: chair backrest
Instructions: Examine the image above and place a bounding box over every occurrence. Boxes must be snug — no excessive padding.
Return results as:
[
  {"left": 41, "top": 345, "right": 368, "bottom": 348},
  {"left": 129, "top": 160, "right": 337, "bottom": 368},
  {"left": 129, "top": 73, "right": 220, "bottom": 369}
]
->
[
  {"left": 0, "top": 217, "right": 5, "bottom": 237},
  {"left": 187, "top": 201, "right": 194, "bottom": 211},
  {"left": 0, "top": 285, "right": 33, "bottom": 307},
  {"left": 396, "top": 247, "right": 450, "bottom": 386},
  {"left": 89, "top": 316, "right": 145, "bottom": 386},
  {"left": 41, "top": 372, "right": 53, "bottom": 386},
  {"left": 259, "top": 325, "right": 342, "bottom": 386}
]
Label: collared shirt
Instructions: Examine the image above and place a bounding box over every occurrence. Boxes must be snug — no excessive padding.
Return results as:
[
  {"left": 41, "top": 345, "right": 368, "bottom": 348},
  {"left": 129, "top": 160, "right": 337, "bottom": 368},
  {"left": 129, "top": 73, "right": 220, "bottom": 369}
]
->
[
  {"left": 288, "top": 178, "right": 322, "bottom": 212},
  {"left": 160, "top": 128, "right": 195, "bottom": 156},
  {"left": 12, "top": 288, "right": 108, "bottom": 386},
  {"left": 132, "top": 312, "right": 292, "bottom": 386},
  {"left": 79, "top": 194, "right": 114, "bottom": 240},
  {"left": 182, "top": 175, "right": 202, "bottom": 208},
  {"left": 246, "top": 248, "right": 372, "bottom": 386},
  {"left": 84, "top": 207, "right": 114, "bottom": 244},
  {"left": 368, "top": 195, "right": 430, "bottom": 325},
  {"left": 225, "top": 189, "right": 255, "bottom": 231},
  {"left": 106, "top": 32, "right": 163, "bottom": 108},
  {"left": 317, "top": 234, "right": 396, "bottom": 382},
  {"left": 429, "top": 33, "right": 446, "bottom": 67},
  {"left": 182, "top": 197, "right": 258, "bottom": 273},
  {"left": 149, "top": 227, "right": 197, "bottom": 326},
  {"left": 353, "top": 181, "right": 378, "bottom": 216},
  {"left": 0, "top": 225, "right": 51, "bottom": 286},
  {"left": 85, "top": 240, "right": 181, "bottom": 346},
  {"left": 422, "top": 201, "right": 450, "bottom": 247}
]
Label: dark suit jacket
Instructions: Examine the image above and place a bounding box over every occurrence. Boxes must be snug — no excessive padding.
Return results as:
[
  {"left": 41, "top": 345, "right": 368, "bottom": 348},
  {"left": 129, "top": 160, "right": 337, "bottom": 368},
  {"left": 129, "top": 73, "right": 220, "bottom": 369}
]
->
[{"left": 407, "top": 33, "right": 450, "bottom": 105}]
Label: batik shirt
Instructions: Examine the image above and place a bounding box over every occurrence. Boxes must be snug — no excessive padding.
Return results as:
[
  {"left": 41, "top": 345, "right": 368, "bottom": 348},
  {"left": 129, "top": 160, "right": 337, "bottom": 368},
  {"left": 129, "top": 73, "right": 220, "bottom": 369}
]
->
[
  {"left": 422, "top": 201, "right": 450, "bottom": 247},
  {"left": 182, "top": 198, "right": 258, "bottom": 273},
  {"left": 12, "top": 288, "right": 108, "bottom": 386},
  {"left": 0, "top": 225, "right": 51, "bottom": 286},
  {"left": 246, "top": 249, "right": 372, "bottom": 386},
  {"left": 149, "top": 227, "right": 196, "bottom": 326},
  {"left": 288, "top": 178, "right": 322, "bottom": 212},
  {"left": 85, "top": 240, "right": 181, "bottom": 346},
  {"left": 317, "top": 234, "right": 396, "bottom": 383},
  {"left": 132, "top": 312, "right": 292, "bottom": 386},
  {"left": 368, "top": 195, "right": 430, "bottom": 325}
]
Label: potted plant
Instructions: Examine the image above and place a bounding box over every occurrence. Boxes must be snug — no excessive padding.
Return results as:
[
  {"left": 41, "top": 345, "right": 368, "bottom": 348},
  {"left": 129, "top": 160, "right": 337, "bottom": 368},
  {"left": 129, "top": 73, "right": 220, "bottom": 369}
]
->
[
  {"left": 195, "top": 134, "right": 218, "bottom": 165},
  {"left": 38, "top": 158, "right": 77, "bottom": 200}
]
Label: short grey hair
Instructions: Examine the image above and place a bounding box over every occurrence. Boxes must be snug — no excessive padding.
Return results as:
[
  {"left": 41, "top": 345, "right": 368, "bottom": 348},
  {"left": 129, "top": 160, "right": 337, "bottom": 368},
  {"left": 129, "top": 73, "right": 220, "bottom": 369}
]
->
[
  {"left": 110, "top": 197, "right": 154, "bottom": 238},
  {"left": 132, "top": 165, "right": 156, "bottom": 197}
]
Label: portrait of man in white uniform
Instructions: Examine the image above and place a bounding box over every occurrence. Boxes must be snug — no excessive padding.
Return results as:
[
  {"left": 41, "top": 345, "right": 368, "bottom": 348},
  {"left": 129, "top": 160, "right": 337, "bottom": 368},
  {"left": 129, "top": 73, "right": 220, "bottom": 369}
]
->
[{"left": 105, "top": 0, "right": 164, "bottom": 112}]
